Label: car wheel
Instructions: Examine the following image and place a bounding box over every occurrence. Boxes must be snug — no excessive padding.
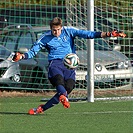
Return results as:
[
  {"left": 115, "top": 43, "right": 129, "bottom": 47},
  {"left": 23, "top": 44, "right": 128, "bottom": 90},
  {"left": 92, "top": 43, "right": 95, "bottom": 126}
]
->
[
  {"left": 12, "top": 74, "right": 21, "bottom": 82},
  {"left": 31, "top": 67, "right": 50, "bottom": 90}
]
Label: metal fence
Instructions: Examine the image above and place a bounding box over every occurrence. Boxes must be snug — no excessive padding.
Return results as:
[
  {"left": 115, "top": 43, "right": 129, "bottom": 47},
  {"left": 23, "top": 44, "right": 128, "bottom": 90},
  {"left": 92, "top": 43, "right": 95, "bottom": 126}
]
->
[{"left": 0, "top": 0, "right": 132, "bottom": 100}]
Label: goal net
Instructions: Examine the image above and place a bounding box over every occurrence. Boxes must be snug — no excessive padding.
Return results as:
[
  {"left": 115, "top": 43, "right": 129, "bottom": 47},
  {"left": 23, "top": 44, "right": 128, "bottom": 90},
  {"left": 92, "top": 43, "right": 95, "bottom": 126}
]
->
[
  {"left": 66, "top": 0, "right": 133, "bottom": 100},
  {"left": 0, "top": 0, "right": 132, "bottom": 101}
]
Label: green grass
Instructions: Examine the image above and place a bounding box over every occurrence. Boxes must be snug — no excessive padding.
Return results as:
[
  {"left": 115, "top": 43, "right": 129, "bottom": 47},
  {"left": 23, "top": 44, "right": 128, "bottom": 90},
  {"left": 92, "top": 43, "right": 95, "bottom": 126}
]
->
[{"left": 0, "top": 96, "right": 133, "bottom": 133}]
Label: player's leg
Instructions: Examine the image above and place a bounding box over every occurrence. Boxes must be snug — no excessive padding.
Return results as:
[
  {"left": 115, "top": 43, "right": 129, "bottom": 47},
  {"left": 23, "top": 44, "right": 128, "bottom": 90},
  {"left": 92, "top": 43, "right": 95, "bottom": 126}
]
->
[
  {"left": 28, "top": 92, "right": 61, "bottom": 115},
  {"left": 65, "top": 78, "right": 75, "bottom": 94},
  {"left": 28, "top": 75, "right": 68, "bottom": 114},
  {"left": 57, "top": 66, "right": 76, "bottom": 108},
  {"left": 64, "top": 66, "right": 76, "bottom": 94},
  {"left": 41, "top": 75, "right": 75, "bottom": 111},
  {"left": 41, "top": 93, "right": 60, "bottom": 110},
  {"left": 48, "top": 60, "right": 68, "bottom": 96},
  {"left": 42, "top": 74, "right": 70, "bottom": 110},
  {"left": 49, "top": 74, "right": 67, "bottom": 97},
  {"left": 28, "top": 60, "right": 69, "bottom": 115},
  {"left": 43, "top": 60, "right": 71, "bottom": 109}
]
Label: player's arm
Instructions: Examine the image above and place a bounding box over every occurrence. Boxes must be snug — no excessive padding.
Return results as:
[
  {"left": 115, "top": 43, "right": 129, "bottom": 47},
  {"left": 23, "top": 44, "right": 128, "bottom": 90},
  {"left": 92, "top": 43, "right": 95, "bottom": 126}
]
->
[
  {"left": 12, "top": 40, "right": 45, "bottom": 62},
  {"left": 68, "top": 27, "right": 126, "bottom": 39}
]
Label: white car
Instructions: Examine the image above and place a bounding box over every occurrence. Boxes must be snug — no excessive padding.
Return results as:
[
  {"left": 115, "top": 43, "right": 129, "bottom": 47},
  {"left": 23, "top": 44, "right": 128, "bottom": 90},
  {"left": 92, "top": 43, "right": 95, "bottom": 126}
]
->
[{"left": 76, "top": 39, "right": 133, "bottom": 89}]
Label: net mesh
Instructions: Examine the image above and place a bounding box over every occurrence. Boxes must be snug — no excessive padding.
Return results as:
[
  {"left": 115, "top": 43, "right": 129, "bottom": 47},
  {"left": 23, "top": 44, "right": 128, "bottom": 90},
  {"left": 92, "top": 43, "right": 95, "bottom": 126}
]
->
[
  {"left": 66, "top": 0, "right": 133, "bottom": 100},
  {"left": 0, "top": 0, "right": 132, "bottom": 100}
]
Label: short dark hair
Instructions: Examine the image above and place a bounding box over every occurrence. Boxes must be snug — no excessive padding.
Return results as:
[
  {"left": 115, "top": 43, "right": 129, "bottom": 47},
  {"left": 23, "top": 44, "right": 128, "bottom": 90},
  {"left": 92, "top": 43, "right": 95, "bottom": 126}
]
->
[{"left": 50, "top": 17, "right": 62, "bottom": 29}]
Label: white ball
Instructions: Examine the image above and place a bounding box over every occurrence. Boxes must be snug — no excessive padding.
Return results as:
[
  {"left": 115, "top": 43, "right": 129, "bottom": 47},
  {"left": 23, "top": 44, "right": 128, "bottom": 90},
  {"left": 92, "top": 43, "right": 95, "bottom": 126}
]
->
[{"left": 63, "top": 53, "right": 79, "bottom": 69}]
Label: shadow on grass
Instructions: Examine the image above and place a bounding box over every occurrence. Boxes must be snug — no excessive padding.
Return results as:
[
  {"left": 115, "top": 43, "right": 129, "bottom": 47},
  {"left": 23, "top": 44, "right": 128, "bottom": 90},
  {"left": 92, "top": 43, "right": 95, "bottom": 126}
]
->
[{"left": 0, "top": 112, "right": 28, "bottom": 115}]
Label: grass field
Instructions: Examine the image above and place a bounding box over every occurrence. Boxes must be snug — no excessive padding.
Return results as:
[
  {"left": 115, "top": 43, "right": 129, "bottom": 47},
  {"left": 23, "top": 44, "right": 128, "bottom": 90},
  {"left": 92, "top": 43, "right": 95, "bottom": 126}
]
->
[{"left": 0, "top": 96, "right": 133, "bottom": 133}]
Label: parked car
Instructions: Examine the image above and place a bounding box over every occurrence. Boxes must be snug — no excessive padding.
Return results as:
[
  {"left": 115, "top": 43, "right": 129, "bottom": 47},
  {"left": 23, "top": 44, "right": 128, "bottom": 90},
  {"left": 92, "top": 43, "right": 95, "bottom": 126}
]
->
[
  {"left": 0, "top": 45, "right": 20, "bottom": 87},
  {"left": 0, "top": 24, "right": 132, "bottom": 90},
  {"left": 76, "top": 39, "right": 133, "bottom": 89},
  {"left": 0, "top": 24, "right": 50, "bottom": 89}
]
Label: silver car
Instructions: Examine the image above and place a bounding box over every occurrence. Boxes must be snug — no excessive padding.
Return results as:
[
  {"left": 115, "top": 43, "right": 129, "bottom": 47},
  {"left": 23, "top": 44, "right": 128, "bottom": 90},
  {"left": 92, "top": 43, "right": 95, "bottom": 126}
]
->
[
  {"left": 0, "top": 45, "right": 20, "bottom": 87},
  {"left": 0, "top": 24, "right": 132, "bottom": 90},
  {"left": 76, "top": 39, "right": 133, "bottom": 89},
  {"left": 0, "top": 24, "right": 50, "bottom": 89}
]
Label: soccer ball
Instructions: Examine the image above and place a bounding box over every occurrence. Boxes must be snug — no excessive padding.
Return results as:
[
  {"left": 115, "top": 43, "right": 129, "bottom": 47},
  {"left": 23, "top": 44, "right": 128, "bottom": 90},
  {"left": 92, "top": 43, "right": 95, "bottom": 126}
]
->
[{"left": 63, "top": 53, "right": 79, "bottom": 69}]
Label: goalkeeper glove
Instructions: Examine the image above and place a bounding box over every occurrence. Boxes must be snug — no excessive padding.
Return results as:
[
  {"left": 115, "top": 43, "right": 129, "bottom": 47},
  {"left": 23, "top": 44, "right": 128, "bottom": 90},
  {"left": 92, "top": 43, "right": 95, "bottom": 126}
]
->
[
  {"left": 12, "top": 52, "right": 25, "bottom": 62},
  {"left": 106, "top": 30, "right": 126, "bottom": 38}
]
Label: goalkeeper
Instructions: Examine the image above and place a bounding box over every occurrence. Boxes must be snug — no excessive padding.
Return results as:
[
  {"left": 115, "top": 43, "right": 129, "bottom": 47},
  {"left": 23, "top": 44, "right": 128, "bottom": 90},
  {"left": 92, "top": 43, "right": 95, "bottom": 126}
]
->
[{"left": 12, "top": 17, "right": 126, "bottom": 115}]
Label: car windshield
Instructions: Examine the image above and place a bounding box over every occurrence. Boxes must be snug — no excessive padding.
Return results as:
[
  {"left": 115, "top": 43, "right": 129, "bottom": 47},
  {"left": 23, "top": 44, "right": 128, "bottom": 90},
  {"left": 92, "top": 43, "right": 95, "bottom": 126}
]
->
[
  {"left": 35, "top": 30, "right": 50, "bottom": 40},
  {"left": 76, "top": 39, "right": 111, "bottom": 51},
  {"left": 0, "top": 45, "right": 11, "bottom": 57},
  {"left": 94, "top": 39, "right": 112, "bottom": 51}
]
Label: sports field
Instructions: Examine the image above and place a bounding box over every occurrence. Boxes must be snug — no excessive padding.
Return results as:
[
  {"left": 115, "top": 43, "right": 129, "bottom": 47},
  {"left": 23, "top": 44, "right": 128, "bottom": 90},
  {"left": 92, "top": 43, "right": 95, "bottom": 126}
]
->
[{"left": 0, "top": 96, "right": 133, "bottom": 133}]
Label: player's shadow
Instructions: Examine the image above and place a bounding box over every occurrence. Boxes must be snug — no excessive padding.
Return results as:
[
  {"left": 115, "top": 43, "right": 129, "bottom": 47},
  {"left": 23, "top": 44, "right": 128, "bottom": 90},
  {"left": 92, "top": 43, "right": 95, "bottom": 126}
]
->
[{"left": 0, "top": 111, "right": 28, "bottom": 115}]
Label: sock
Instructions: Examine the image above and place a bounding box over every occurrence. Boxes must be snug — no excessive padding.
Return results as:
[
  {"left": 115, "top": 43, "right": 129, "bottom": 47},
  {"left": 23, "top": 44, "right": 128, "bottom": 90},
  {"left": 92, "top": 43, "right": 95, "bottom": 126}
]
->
[
  {"left": 41, "top": 85, "right": 67, "bottom": 111},
  {"left": 42, "top": 93, "right": 60, "bottom": 111},
  {"left": 56, "top": 85, "right": 68, "bottom": 97}
]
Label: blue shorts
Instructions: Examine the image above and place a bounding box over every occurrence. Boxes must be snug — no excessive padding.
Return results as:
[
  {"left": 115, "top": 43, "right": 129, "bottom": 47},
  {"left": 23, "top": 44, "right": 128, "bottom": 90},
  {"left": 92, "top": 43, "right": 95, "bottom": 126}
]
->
[{"left": 48, "top": 59, "right": 76, "bottom": 81}]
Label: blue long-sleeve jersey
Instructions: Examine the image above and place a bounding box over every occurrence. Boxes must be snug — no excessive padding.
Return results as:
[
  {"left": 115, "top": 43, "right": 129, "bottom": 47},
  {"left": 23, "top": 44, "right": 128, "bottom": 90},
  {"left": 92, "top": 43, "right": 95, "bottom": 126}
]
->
[{"left": 24, "top": 26, "right": 101, "bottom": 61}]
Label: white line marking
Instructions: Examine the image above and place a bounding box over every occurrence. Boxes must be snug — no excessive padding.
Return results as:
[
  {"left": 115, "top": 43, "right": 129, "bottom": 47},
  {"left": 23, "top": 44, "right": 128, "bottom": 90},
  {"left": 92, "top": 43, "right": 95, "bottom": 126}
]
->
[{"left": 45, "top": 110, "right": 133, "bottom": 115}]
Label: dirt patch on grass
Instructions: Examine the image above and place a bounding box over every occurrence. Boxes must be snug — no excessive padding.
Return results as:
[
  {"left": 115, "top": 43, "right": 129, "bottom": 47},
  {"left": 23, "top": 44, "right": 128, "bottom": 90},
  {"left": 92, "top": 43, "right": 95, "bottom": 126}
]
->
[
  {"left": 0, "top": 90, "right": 55, "bottom": 98},
  {"left": 0, "top": 89, "right": 133, "bottom": 98}
]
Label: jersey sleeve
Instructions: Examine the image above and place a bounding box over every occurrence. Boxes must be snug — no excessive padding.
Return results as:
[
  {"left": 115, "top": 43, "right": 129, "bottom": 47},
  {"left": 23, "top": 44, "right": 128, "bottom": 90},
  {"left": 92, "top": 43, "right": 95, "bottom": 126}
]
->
[
  {"left": 67, "top": 26, "right": 102, "bottom": 39},
  {"left": 24, "top": 35, "right": 47, "bottom": 59}
]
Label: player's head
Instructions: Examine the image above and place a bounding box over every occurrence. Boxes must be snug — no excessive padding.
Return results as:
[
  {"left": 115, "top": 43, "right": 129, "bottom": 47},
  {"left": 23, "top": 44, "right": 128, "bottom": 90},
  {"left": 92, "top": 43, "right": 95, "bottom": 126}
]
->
[{"left": 50, "top": 17, "right": 62, "bottom": 37}]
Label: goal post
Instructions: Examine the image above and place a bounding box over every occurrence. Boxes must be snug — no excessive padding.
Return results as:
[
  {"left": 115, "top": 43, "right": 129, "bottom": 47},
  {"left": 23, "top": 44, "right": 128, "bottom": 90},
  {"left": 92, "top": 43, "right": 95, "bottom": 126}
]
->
[{"left": 87, "top": 0, "right": 94, "bottom": 102}]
